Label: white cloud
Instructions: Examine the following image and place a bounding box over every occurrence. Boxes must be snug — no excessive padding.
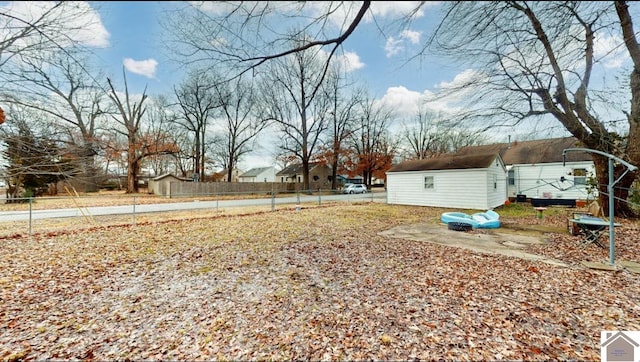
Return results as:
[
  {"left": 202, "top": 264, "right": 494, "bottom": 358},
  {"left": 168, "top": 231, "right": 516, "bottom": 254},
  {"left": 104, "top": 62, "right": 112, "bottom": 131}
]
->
[
  {"left": 299, "top": 2, "right": 430, "bottom": 30},
  {"left": 400, "top": 30, "right": 421, "bottom": 44},
  {"left": 594, "top": 33, "right": 629, "bottom": 69},
  {"left": 338, "top": 51, "right": 365, "bottom": 72},
  {"left": 69, "top": 2, "right": 110, "bottom": 48},
  {"left": 0, "top": 1, "right": 110, "bottom": 48},
  {"left": 377, "top": 69, "right": 482, "bottom": 120},
  {"left": 368, "top": 1, "right": 432, "bottom": 20},
  {"left": 198, "top": 2, "right": 434, "bottom": 33},
  {"left": 123, "top": 58, "right": 158, "bottom": 79},
  {"left": 315, "top": 48, "right": 364, "bottom": 73},
  {"left": 385, "top": 30, "right": 422, "bottom": 58},
  {"left": 436, "top": 69, "right": 482, "bottom": 90},
  {"left": 377, "top": 86, "right": 433, "bottom": 118},
  {"left": 385, "top": 37, "right": 404, "bottom": 57}
]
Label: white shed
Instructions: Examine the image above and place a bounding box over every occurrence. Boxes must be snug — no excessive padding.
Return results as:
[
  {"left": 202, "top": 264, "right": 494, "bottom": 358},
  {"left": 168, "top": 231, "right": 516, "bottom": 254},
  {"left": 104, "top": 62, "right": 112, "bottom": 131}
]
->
[{"left": 386, "top": 152, "right": 507, "bottom": 210}]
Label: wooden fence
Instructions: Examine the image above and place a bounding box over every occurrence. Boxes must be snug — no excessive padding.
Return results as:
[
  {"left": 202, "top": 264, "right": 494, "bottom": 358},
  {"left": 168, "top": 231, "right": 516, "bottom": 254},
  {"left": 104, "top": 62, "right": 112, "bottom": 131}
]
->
[{"left": 152, "top": 181, "right": 334, "bottom": 197}]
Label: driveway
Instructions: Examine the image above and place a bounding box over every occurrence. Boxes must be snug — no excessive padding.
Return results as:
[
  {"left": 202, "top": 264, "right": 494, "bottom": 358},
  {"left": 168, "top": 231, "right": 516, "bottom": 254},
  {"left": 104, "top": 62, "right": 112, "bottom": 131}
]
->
[{"left": 379, "top": 220, "right": 569, "bottom": 267}]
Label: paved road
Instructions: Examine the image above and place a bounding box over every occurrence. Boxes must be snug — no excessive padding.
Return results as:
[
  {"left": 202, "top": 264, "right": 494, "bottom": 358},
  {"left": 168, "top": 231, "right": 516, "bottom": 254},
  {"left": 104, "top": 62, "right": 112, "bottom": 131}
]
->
[{"left": 0, "top": 192, "right": 387, "bottom": 222}]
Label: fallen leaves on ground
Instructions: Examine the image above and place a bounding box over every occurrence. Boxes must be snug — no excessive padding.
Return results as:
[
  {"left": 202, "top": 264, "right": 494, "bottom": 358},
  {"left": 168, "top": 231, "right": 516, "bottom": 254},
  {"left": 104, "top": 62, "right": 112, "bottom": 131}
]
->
[{"left": 1, "top": 203, "right": 638, "bottom": 361}]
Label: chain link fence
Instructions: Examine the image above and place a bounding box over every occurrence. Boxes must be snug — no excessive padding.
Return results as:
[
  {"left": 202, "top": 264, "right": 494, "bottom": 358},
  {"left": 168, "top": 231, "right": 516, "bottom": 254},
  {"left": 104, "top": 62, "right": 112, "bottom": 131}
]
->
[{"left": 0, "top": 189, "right": 386, "bottom": 238}]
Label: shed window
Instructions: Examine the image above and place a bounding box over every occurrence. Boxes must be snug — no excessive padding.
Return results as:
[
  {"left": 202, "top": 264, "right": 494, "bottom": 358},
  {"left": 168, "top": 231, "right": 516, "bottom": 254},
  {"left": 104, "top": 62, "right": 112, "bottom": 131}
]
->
[
  {"left": 573, "top": 168, "right": 587, "bottom": 185},
  {"left": 493, "top": 174, "right": 498, "bottom": 189},
  {"left": 424, "top": 176, "right": 434, "bottom": 189},
  {"left": 508, "top": 169, "right": 515, "bottom": 186}
]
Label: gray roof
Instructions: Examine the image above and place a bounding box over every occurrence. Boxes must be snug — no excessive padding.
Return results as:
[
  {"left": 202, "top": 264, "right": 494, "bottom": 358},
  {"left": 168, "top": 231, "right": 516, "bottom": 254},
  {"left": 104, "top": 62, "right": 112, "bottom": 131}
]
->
[
  {"left": 388, "top": 153, "right": 501, "bottom": 172},
  {"left": 240, "top": 167, "right": 272, "bottom": 177},
  {"left": 456, "top": 137, "right": 592, "bottom": 164},
  {"left": 276, "top": 162, "right": 329, "bottom": 176},
  {"left": 152, "top": 173, "right": 191, "bottom": 181}
]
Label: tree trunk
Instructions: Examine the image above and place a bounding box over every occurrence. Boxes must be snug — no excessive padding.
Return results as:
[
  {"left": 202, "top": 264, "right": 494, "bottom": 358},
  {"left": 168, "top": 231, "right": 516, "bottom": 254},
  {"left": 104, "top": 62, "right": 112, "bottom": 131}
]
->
[
  {"left": 302, "top": 159, "right": 310, "bottom": 192},
  {"left": 612, "top": 1, "right": 640, "bottom": 217},
  {"left": 593, "top": 157, "right": 636, "bottom": 218},
  {"left": 331, "top": 157, "right": 338, "bottom": 190},
  {"left": 227, "top": 158, "right": 234, "bottom": 183},
  {"left": 126, "top": 139, "right": 139, "bottom": 194}
]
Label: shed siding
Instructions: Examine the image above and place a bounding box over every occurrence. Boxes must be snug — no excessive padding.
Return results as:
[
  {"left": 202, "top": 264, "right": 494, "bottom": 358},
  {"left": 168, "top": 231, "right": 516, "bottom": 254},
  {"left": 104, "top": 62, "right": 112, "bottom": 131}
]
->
[
  {"left": 487, "top": 159, "right": 508, "bottom": 209},
  {"left": 387, "top": 169, "right": 491, "bottom": 210},
  {"left": 510, "top": 161, "right": 595, "bottom": 199}
]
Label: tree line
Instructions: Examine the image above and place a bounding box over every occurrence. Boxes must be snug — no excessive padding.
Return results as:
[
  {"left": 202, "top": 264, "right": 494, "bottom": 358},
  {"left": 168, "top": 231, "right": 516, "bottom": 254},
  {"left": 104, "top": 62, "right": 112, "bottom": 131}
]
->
[
  {"left": 0, "top": 2, "right": 482, "bottom": 198},
  {"left": 161, "top": 1, "right": 640, "bottom": 217},
  {"left": 3, "top": 1, "right": 637, "bottom": 218}
]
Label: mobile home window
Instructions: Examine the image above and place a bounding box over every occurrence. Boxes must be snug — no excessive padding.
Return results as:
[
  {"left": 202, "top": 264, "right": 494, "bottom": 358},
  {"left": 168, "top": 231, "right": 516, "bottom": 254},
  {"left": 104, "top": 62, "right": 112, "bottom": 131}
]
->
[
  {"left": 424, "top": 176, "right": 434, "bottom": 189},
  {"left": 508, "top": 169, "right": 515, "bottom": 186},
  {"left": 573, "top": 168, "right": 587, "bottom": 185}
]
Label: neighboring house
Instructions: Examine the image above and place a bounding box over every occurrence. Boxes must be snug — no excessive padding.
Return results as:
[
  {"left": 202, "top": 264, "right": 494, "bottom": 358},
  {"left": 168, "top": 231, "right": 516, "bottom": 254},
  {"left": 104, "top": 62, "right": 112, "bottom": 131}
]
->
[
  {"left": 210, "top": 168, "right": 242, "bottom": 182},
  {"left": 337, "top": 174, "right": 364, "bottom": 185},
  {"left": 238, "top": 166, "right": 276, "bottom": 182},
  {"left": 456, "top": 137, "right": 595, "bottom": 201},
  {"left": 386, "top": 152, "right": 507, "bottom": 210},
  {"left": 147, "top": 173, "right": 191, "bottom": 195},
  {"left": 276, "top": 162, "right": 332, "bottom": 184}
]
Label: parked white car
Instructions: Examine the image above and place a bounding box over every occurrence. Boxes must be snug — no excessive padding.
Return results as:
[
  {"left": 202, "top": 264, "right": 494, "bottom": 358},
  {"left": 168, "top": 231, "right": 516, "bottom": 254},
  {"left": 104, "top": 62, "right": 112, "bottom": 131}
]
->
[{"left": 343, "top": 184, "right": 367, "bottom": 194}]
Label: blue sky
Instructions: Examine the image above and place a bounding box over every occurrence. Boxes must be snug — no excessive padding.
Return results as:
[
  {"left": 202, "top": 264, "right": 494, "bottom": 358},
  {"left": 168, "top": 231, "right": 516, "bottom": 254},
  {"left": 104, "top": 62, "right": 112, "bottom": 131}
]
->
[
  {"left": 86, "top": 1, "right": 465, "bottom": 170},
  {"left": 3, "top": 1, "right": 633, "bottom": 171},
  {"left": 92, "top": 1, "right": 182, "bottom": 95},
  {"left": 90, "top": 1, "right": 457, "bottom": 104}
]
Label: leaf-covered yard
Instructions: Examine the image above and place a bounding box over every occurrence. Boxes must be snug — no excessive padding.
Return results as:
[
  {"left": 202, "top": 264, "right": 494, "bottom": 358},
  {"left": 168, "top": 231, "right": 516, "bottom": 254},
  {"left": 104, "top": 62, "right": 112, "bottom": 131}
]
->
[{"left": 1, "top": 203, "right": 639, "bottom": 361}]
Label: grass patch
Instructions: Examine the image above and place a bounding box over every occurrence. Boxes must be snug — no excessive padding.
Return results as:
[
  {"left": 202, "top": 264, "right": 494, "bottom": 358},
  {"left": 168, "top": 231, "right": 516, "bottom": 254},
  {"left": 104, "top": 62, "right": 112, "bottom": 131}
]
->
[{"left": 494, "top": 202, "right": 569, "bottom": 218}]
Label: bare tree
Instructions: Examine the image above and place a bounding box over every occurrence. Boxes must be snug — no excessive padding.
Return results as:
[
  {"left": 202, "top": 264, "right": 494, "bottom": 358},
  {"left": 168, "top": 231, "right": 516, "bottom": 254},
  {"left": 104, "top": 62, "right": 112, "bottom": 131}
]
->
[
  {"left": 0, "top": 2, "right": 104, "bottom": 69},
  {"left": 173, "top": 69, "right": 221, "bottom": 181},
  {"left": 210, "top": 75, "right": 270, "bottom": 182},
  {"left": 141, "top": 96, "right": 180, "bottom": 177},
  {"left": 401, "top": 110, "right": 449, "bottom": 160},
  {"left": 162, "top": 2, "right": 373, "bottom": 84},
  {"left": 428, "top": 1, "right": 639, "bottom": 216},
  {"left": 349, "top": 93, "right": 398, "bottom": 187},
  {"left": 260, "top": 42, "right": 332, "bottom": 191},
  {"left": 322, "top": 70, "right": 361, "bottom": 189},
  {"left": 400, "top": 108, "right": 489, "bottom": 160},
  {"left": 107, "top": 70, "right": 149, "bottom": 194},
  {"left": 0, "top": 50, "right": 108, "bottom": 191}
]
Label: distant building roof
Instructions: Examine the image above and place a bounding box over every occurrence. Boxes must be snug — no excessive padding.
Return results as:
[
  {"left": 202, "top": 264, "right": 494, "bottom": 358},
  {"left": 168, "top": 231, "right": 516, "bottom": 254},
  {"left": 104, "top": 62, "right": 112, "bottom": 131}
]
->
[
  {"left": 457, "top": 137, "right": 592, "bottom": 164},
  {"left": 388, "top": 152, "right": 501, "bottom": 172},
  {"left": 276, "top": 162, "right": 329, "bottom": 176},
  {"left": 240, "top": 167, "right": 273, "bottom": 178},
  {"left": 152, "top": 173, "right": 191, "bottom": 181}
]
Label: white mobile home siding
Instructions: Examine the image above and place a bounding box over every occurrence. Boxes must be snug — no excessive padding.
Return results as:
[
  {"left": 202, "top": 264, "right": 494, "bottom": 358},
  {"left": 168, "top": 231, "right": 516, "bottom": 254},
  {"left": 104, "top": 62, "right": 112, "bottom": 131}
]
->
[
  {"left": 508, "top": 161, "right": 595, "bottom": 200},
  {"left": 387, "top": 167, "right": 505, "bottom": 210}
]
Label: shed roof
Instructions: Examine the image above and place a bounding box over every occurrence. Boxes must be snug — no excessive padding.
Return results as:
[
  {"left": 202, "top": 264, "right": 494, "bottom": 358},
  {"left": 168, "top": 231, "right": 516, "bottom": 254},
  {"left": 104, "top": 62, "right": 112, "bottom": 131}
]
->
[
  {"left": 388, "top": 153, "right": 500, "bottom": 172},
  {"left": 457, "top": 137, "right": 592, "bottom": 164}
]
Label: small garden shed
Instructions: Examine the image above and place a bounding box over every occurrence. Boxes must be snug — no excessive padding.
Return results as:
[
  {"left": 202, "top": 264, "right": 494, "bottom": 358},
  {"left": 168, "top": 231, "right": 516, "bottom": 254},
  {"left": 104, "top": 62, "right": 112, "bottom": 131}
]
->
[
  {"left": 386, "top": 152, "right": 507, "bottom": 210},
  {"left": 148, "top": 173, "right": 191, "bottom": 196}
]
